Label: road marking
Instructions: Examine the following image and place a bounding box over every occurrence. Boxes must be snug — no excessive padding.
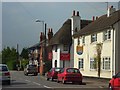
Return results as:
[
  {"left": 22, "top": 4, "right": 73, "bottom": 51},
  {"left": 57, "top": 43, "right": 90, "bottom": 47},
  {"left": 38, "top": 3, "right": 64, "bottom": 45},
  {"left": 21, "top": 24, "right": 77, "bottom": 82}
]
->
[
  {"left": 25, "top": 80, "right": 31, "bottom": 83},
  {"left": 99, "top": 86, "right": 104, "bottom": 88},
  {"left": 43, "top": 85, "right": 51, "bottom": 88},
  {"left": 33, "top": 82, "right": 41, "bottom": 86}
]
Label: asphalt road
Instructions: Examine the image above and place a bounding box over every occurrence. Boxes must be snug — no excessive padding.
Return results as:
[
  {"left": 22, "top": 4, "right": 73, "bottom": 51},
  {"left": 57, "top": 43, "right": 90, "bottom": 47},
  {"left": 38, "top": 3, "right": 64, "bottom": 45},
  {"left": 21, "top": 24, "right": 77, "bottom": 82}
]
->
[{"left": 2, "top": 71, "right": 110, "bottom": 90}]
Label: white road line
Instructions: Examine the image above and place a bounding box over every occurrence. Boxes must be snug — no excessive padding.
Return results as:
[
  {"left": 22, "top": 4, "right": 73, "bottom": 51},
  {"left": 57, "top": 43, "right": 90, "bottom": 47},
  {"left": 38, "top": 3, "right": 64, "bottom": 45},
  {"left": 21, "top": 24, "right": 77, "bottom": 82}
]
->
[
  {"left": 25, "top": 80, "right": 31, "bottom": 83},
  {"left": 43, "top": 85, "right": 51, "bottom": 88},
  {"left": 33, "top": 82, "right": 41, "bottom": 86}
]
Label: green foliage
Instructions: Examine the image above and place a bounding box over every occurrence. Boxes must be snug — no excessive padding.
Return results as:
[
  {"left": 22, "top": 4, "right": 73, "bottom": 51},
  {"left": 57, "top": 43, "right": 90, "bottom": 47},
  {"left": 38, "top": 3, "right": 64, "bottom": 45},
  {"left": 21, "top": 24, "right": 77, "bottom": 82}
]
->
[
  {"left": 2, "top": 46, "right": 18, "bottom": 70},
  {"left": 21, "top": 59, "right": 29, "bottom": 70},
  {"left": 20, "top": 48, "right": 29, "bottom": 59}
]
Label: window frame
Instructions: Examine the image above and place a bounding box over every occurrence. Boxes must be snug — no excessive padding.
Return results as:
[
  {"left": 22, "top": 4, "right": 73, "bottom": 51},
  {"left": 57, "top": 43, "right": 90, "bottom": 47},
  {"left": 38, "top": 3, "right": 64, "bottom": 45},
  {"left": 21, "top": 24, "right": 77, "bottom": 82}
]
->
[
  {"left": 91, "top": 33, "right": 97, "bottom": 43},
  {"left": 102, "top": 57, "right": 111, "bottom": 70},
  {"left": 103, "top": 30, "right": 111, "bottom": 41},
  {"left": 78, "top": 58, "right": 84, "bottom": 69}
]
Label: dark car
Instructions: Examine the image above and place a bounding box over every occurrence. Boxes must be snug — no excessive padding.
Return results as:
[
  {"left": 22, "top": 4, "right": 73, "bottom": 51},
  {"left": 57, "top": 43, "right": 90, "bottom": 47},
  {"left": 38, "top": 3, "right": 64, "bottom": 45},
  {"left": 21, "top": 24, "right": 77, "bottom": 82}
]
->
[
  {"left": 24, "top": 64, "right": 38, "bottom": 76},
  {"left": 57, "top": 68, "right": 82, "bottom": 84},
  {"left": 46, "top": 67, "right": 63, "bottom": 81},
  {"left": 0, "top": 64, "right": 11, "bottom": 85},
  {"left": 109, "top": 72, "right": 120, "bottom": 90}
]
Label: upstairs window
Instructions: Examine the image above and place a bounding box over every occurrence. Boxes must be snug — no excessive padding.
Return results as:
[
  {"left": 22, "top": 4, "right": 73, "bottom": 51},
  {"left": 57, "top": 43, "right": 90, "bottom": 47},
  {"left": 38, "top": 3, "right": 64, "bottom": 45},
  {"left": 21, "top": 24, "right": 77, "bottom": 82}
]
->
[
  {"left": 103, "top": 30, "right": 111, "bottom": 41},
  {"left": 63, "top": 45, "right": 69, "bottom": 51},
  {"left": 82, "top": 36, "right": 85, "bottom": 44},
  {"left": 77, "top": 37, "right": 80, "bottom": 45},
  {"left": 91, "top": 33, "right": 97, "bottom": 43}
]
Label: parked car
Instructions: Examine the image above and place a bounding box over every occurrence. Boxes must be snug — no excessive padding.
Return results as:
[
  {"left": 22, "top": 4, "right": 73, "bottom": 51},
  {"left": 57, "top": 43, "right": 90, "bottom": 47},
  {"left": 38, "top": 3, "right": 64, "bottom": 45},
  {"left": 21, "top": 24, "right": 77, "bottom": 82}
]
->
[
  {"left": 0, "top": 64, "right": 11, "bottom": 85},
  {"left": 46, "top": 67, "right": 63, "bottom": 81},
  {"left": 24, "top": 64, "right": 38, "bottom": 76},
  {"left": 109, "top": 72, "right": 120, "bottom": 90},
  {"left": 57, "top": 68, "right": 82, "bottom": 84}
]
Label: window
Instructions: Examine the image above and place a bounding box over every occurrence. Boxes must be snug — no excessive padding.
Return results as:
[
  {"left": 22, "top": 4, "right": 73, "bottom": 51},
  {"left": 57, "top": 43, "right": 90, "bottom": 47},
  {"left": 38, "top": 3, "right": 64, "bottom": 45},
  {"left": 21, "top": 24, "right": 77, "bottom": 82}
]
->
[
  {"left": 82, "top": 36, "right": 85, "bottom": 44},
  {"left": 103, "top": 30, "right": 111, "bottom": 41},
  {"left": 78, "top": 58, "right": 84, "bottom": 69},
  {"left": 90, "top": 58, "right": 97, "bottom": 70},
  {"left": 102, "top": 57, "right": 110, "bottom": 70},
  {"left": 91, "top": 34, "right": 97, "bottom": 43},
  {"left": 77, "top": 37, "right": 80, "bottom": 45},
  {"left": 63, "top": 45, "right": 69, "bottom": 51}
]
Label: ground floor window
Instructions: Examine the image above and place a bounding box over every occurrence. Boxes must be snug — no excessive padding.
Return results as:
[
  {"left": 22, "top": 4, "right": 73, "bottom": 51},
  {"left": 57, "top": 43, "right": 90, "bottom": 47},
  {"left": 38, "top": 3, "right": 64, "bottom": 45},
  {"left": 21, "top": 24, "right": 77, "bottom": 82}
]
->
[
  {"left": 78, "top": 58, "right": 84, "bottom": 69},
  {"left": 90, "top": 58, "right": 97, "bottom": 70},
  {"left": 102, "top": 57, "right": 110, "bottom": 70}
]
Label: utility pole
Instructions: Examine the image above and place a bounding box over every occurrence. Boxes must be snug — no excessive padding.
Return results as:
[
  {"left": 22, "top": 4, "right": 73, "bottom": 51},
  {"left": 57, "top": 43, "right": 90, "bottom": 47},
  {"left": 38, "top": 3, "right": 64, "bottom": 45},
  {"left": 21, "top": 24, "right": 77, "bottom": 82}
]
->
[{"left": 105, "top": 2, "right": 109, "bottom": 10}]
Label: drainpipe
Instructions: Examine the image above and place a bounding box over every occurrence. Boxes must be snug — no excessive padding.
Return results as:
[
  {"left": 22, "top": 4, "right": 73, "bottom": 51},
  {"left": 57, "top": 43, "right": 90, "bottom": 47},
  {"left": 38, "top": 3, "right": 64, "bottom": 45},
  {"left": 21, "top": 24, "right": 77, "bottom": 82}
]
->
[{"left": 111, "top": 25, "right": 115, "bottom": 77}]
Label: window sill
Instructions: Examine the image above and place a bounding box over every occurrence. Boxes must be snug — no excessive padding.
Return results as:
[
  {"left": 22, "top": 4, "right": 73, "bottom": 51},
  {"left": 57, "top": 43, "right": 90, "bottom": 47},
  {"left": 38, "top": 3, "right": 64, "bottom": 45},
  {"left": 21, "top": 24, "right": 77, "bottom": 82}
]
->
[{"left": 90, "top": 69, "right": 97, "bottom": 71}]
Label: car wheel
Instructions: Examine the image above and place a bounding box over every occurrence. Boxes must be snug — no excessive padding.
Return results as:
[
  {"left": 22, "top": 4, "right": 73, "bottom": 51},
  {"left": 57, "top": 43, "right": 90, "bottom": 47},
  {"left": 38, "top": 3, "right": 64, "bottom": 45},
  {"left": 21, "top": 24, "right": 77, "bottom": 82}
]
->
[
  {"left": 57, "top": 79, "right": 60, "bottom": 83},
  {"left": 62, "top": 78, "right": 66, "bottom": 84},
  {"left": 109, "top": 84, "right": 113, "bottom": 90},
  {"left": 79, "top": 81, "right": 82, "bottom": 85},
  {"left": 47, "top": 77, "right": 49, "bottom": 81},
  {"left": 51, "top": 77, "right": 53, "bottom": 81},
  {"left": 7, "top": 80, "right": 10, "bottom": 85}
]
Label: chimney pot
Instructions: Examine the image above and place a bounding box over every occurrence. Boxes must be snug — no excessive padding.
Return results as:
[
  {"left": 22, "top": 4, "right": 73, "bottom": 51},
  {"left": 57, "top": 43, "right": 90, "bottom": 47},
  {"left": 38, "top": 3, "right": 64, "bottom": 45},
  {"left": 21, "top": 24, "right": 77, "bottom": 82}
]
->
[
  {"left": 73, "top": 10, "right": 75, "bottom": 16},
  {"left": 77, "top": 11, "right": 79, "bottom": 16},
  {"left": 96, "top": 16, "right": 98, "bottom": 20},
  {"left": 93, "top": 16, "right": 95, "bottom": 21}
]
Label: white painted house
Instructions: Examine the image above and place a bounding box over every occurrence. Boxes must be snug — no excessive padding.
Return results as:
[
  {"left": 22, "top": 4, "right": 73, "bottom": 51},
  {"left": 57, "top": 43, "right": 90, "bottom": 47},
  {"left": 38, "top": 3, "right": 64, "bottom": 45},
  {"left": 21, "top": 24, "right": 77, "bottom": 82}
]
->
[
  {"left": 49, "top": 11, "right": 92, "bottom": 68},
  {"left": 73, "top": 6, "right": 120, "bottom": 78}
]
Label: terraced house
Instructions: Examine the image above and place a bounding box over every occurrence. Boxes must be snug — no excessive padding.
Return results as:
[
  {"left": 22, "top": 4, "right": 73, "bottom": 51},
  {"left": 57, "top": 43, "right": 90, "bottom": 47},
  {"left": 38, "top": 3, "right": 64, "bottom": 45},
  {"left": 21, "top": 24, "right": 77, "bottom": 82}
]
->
[{"left": 73, "top": 6, "right": 120, "bottom": 78}]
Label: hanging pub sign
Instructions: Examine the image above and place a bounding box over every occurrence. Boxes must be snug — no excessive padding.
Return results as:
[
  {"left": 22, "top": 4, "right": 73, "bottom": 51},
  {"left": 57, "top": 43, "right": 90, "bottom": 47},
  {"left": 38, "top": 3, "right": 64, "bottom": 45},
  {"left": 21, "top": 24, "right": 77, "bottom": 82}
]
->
[
  {"left": 76, "top": 46, "right": 83, "bottom": 55},
  {"left": 48, "top": 52, "right": 53, "bottom": 60},
  {"left": 60, "top": 53, "right": 70, "bottom": 60}
]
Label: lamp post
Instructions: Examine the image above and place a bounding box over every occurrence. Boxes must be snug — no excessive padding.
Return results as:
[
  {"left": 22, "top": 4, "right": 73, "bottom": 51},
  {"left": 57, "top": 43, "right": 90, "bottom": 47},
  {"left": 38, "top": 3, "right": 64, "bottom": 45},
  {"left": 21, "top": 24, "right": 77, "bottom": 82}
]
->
[
  {"left": 36, "top": 19, "right": 44, "bottom": 33},
  {"left": 36, "top": 19, "right": 47, "bottom": 75}
]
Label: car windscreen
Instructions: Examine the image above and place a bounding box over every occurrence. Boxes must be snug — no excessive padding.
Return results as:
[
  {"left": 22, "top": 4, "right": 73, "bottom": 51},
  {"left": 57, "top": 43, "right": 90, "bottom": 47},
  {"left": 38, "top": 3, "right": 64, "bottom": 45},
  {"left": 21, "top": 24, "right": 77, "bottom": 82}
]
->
[
  {"left": 28, "top": 65, "right": 36, "bottom": 68},
  {"left": 66, "top": 68, "right": 80, "bottom": 73},
  {"left": 0, "top": 66, "right": 8, "bottom": 71}
]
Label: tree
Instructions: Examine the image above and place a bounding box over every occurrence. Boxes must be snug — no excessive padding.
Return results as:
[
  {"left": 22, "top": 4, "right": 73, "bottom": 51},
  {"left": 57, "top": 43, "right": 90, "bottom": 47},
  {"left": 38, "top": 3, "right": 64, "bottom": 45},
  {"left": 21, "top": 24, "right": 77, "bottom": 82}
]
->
[
  {"left": 95, "top": 43, "right": 103, "bottom": 78},
  {"left": 20, "top": 48, "right": 29, "bottom": 59},
  {"left": 2, "top": 46, "right": 18, "bottom": 70}
]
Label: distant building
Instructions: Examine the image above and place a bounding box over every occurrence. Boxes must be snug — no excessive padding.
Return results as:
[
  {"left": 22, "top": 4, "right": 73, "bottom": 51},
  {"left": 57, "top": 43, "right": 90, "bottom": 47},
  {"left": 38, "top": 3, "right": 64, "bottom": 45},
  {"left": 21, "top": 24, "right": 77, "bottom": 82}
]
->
[
  {"left": 49, "top": 11, "right": 92, "bottom": 68},
  {"left": 73, "top": 6, "right": 120, "bottom": 78}
]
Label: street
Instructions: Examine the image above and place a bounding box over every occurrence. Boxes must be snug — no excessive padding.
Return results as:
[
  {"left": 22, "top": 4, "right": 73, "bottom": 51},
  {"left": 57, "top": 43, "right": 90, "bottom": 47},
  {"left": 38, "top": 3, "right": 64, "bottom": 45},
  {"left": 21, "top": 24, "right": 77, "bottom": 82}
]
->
[{"left": 2, "top": 71, "right": 110, "bottom": 90}]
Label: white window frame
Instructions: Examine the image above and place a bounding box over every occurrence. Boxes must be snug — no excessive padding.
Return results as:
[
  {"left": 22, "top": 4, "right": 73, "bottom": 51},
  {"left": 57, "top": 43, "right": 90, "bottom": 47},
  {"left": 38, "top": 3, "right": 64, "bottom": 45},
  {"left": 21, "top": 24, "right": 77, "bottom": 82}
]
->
[
  {"left": 82, "top": 36, "right": 85, "bottom": 45},
  {"left": 102, "top": 57, "right": 110, "bottom": 70},
  {"left": 103, "top": 30, "right": 111, "bottom": 41},
  {"left": 78, "top": 58, "right": 84, "bottom": 69},
  {"left": 91, "top": 33, "right": 97, "bottom": 43},
  {"left": 90, "top": 58, "right": 96, "bottom": 70},
  {"left": 77, "top": 37, "right": 80, "bottom": 45}
]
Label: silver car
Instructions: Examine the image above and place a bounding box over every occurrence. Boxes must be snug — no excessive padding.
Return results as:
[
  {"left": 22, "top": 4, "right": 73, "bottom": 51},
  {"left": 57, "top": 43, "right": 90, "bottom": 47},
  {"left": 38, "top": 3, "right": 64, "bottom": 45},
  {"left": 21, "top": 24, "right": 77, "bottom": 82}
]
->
[
  {"left": 24, "top": 64, "right": 38, "bottom": 76},
  {"left": 0, "top": 64, "right": 11, "bottom": 85}
]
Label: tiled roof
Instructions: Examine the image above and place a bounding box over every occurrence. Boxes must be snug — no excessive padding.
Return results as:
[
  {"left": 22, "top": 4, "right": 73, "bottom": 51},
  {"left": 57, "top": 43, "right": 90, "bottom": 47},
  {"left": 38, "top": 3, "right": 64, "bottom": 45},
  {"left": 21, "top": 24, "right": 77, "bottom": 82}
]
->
[{"left": 73, "top": 10, "right": 120, "bottom": 38}]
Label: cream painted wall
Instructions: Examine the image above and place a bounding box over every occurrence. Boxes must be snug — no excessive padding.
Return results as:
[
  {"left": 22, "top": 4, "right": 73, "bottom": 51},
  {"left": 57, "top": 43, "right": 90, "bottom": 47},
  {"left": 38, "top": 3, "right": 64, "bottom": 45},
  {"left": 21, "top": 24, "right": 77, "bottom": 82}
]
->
[{"left": 74, "top": 29, "right": 114, "bottom": 78}]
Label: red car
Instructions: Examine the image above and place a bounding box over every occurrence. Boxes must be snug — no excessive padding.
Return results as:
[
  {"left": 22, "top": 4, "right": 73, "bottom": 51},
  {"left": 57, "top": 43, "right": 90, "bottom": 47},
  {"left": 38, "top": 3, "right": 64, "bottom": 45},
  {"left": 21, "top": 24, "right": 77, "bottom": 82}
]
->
[
  {"left": 46, "top": 67, "right": 63, "bottom": 81},
  {"left": 109, "top": 72, "right": 120, "bottom": 90},
  {"left": 57, "top": 68, "right": 82, "bottom": 84}
]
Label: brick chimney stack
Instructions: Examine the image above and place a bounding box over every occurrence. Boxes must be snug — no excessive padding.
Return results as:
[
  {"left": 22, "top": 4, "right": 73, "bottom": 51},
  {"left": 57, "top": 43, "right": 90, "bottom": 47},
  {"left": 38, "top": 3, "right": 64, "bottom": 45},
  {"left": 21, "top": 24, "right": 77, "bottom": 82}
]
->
[
  {"left": 48, "top": 28, "right": 53, "bottom": 42},
  {"left": 40, "top": 32, "right": 43, "bottom": 42}
]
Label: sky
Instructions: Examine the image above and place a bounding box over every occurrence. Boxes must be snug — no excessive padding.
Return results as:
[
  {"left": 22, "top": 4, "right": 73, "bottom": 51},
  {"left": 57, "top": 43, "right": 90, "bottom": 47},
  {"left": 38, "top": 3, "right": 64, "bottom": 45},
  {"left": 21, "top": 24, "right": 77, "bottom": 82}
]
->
[{"left": 1, "top": 1, "right": 119, "bottom": 53}]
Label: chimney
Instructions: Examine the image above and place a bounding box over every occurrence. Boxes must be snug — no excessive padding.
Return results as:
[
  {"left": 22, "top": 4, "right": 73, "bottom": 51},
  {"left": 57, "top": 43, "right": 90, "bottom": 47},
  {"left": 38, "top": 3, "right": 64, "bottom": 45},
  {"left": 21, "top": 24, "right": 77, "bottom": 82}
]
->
[
  {"left": 96, "top": 16, "right": 98, "bottom": 20},
  {"left": 107, "top": 5, "right": 116, "bottom": 17},
  {"left": 48, "top": 28, "right": 53, "bottom": 42},
  {"left": 40, "top": 32, "right": 43, "bottom": 42},
  {"left": 77, "top": 11, "right": 79, "bottom": 16},
  {"left": 92, "top": 16, "right": 95, "bottom": 21},
  {"left": 73, "top": 10, "right": 75, "bottom": 16}
]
